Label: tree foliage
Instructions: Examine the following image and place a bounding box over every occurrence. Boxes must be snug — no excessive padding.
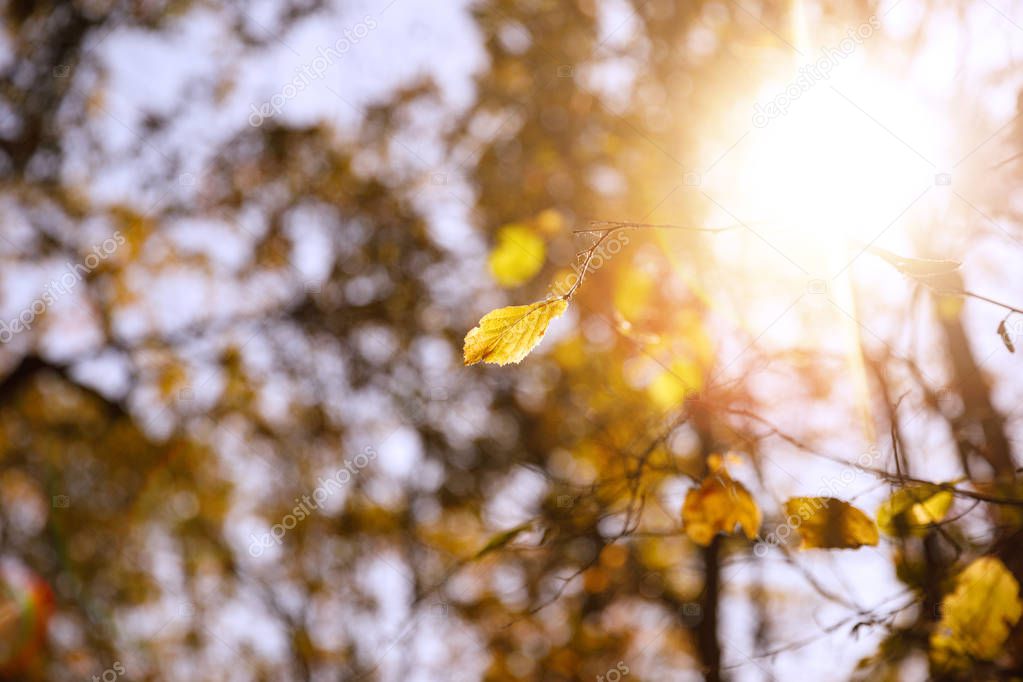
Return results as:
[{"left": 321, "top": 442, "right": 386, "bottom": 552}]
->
[{"left": 2, "top": 1, "right": 1023, "bottom": 681}]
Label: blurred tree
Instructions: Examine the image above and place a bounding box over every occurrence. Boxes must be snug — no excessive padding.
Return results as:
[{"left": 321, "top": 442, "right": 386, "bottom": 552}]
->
[{"left": 1, "top": 1, "right": 1023, "bottom": 681}]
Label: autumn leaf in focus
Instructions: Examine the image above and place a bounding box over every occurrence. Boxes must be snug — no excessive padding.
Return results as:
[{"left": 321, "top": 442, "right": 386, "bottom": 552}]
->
[
  {"left": 464, "top": 298, "right": 568, "bottom": 366},
  {"left": 682, "top": 458, "right": 761, "bottom": 546},
  {"left": 876, "top": 484, "right": 953, "bottom": 536},
  {"left": 784, "top": 497, "right": 878, "bottom": 550},
  {"left": 488, "top": 223, "right": 545, "bottom": 287},
  {"left": 931, "top": 556, "right": 1022, "bottom": 669}
]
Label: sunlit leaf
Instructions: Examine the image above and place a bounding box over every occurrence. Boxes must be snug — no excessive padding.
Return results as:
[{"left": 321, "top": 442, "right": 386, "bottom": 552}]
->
[
  {"left": 932, "top": 556, "right": 1022, "bottom": 668},
  {"left": 487, "top": 224, "right": 545, "bottom": 287},
  {"left": 876, "top": 484, "right": 953, "bottom": 536},
  {"left": 784, "top": 497, "right": 878, "bottom": 550},
  {"left": 682, "top": 463, "right": 761, "bottom": 546},
  {"left": 464, "top": 298, "right": 568, "bottom": 366}
]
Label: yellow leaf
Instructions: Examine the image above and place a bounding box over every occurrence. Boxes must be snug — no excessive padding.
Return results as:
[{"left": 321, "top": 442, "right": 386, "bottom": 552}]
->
[
  {"left": 487, "top": 224, "right": 545, "bottom": 287},
  {"left": 534, "top": 208, "right": 564, "bottom": 235},
  {"left": 876, "top": 484, "right": 954, "bottom": 536},
  {"left": 464, "top": 298, "right": 568, "bottom": 366},
  {"left": 682, "top": 467, "right": 761, "bottom": 546},
  {"left": 647, "top": 359, "right": 703, "bottom": 410},
  {"left": 784, "top": 497, "right": 878, "bottom": 550},
  {"left": 932, "top": 556, "right": 1022, "bottom": 668}
]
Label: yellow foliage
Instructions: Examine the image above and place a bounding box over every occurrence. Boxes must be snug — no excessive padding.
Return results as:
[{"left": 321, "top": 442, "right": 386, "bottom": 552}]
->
[
  {"left": 613, "top": 267, "right": 654, "bottom": 321},
  {"left": 157, "top": 362, "right": 188, "bottom": 400},
  {"left": 876, "top": 484, "right": 953, "bottom": 536},
  {"left": 622, "top": 309, "right": 711, "bottom": 409},
  {"left": 535, "top": 208, "right": 565, "bottom": 235},
  {"left": 463, "top": 298, "right": 568, "bottom": 366},
  {"left": 784, "top": 497, "right": 878, "bottom": 550},
  {"left": 647, "top": 359, "right": 703, "bottom": 410},
  {"left": 932, "top": 556, "right": 1022, "bottom": 668},
  {"left": 552, "top": 334, "right": 587, "bottom": 370},
  {"left": 682, "top": 464, "right": 761, "bottom": 546},
  {"left": 600, "top": 543, "right": 628, "bottom": 569},
  {"left": 487, "top": 224, "right": 545, "bottom": 287}
]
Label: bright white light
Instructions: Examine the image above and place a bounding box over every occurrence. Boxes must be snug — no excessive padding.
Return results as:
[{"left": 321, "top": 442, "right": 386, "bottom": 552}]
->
[{"left": 708, "top": 61, "right": 944, "bottom": 275}]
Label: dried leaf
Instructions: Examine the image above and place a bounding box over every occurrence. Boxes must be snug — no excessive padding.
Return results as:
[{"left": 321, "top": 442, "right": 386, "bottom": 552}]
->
[
  {"left": 932, "top": 556, "right": 1022, "bottom": 668},
  {"left": 784, "top": 497, "right": 878, "bottom": 550},
  {"left": 998, "top": 319, "right": 1016, "bottom": 353},
  {"left": 682, "top": 466, "right": 761, "bottom": 546},
  {"left": 876, "top": 484, "right": 953, "bottom": 536},
  {"left": 464, "top": 298, "right": 568, "bottom": 366},
  {"left": 868, "top": 245, "right": 963, "bottom": 293}
]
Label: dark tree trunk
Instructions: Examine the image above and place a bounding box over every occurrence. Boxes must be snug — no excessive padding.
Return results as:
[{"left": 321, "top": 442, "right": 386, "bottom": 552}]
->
[{"left": 697, "top": 535, "right": 723, "bottom": 682}]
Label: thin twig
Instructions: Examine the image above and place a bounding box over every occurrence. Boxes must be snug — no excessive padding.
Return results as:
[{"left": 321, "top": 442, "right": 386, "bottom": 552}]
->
[
  {"left": 574, "top": 219, "right": 745, "bottom": 234},
  {"left": 962, "top": 290, "right": 1023, "bottom": 316}
]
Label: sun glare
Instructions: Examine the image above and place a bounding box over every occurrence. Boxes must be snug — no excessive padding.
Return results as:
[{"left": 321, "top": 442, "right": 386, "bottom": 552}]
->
[
  {"left": 707, "top": 52, "right": 944, "bottom": 278},
  {"left": 697, "top": 31, "right": 949, "bottom": 440}
]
